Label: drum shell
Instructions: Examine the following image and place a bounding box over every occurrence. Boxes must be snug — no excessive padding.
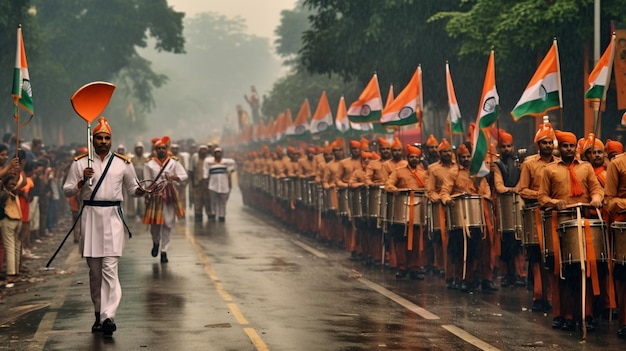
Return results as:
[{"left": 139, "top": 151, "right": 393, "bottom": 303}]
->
[
  {"left": 285, "top": 178, "right": 295, "bottom": 202},
  {"left": 323, "top": 188, "right": 337, "bottom": 212},
  {"left": 522, "top": 205, "right": 541, "bottom": 245},
  {"left": 559, "top": 219, "right": 608, "bottom": 264},
  {"left": 428, "top": 202, "right": 445, "bottom": 232},
  {"left": 348, "top": 188, "right": 364, "bottom": 218},
  {"left": 337, "top": 188, "right": 349, "bottom": 215},
  {"left": 498, "top": 193, "right": 523, "bottom": 233},
  {"left": 446, "top": 195, "right": 485, "bottom": 230},
  {"left": 367, "top": 186, "right": 384, "bottom": 218},
  {"left": 294, "top": 178, "right": 303, "bottom": 202},
  {"left": 305, "top": 181, "right": 315, "bottom": 207},
  {"left": 388, "top": 191, "right": 426, "bottom": 225},
  {"left": 542, "top": 210, "right": 576, "bottom": 256},
  {"left": 611, "top": 222, "right": 626, "bottom": 264}
]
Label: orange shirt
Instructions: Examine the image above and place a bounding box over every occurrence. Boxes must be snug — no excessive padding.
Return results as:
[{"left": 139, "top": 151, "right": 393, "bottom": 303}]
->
[
  {"left": 426, "top": 160, "right": 455, "bottom": 203},
  {"left": 517, "top": 154, "right": 558, "bottom": 201},
  {"left": 605, "top": 153, "right": 626, "bottom": 215},
  {"left": 538, "top": 158, "right": 604, "bottom": 207},
  {"left": 364, "top": 159, "right": 390, "bottom": 186},
  {"left": 385, "top": 164, "right": 428, "bottom": 192},
  {"left": 440, "top": 164, "right": 490, "bottom": 204}
]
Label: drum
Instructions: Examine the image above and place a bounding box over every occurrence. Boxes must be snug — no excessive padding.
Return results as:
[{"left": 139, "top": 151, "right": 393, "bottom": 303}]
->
[
  {"left": 367, "top": 186, "right": 384, "bottom": 218},
  {"left": 446, "top": 195, "right": 485, "bottom": 230},
  {"left": 388, "top": 191, "right": 426, "bottom": 225},
  {"left": 337, "top": 188, "right": 349, "bottom": 215},
  {"left": 542, "top": 210, "right": 576, "bottom": 256},
  {"left": 428, "top": 202, "right": 444, "bottom": 232},
  {"left": 611, "top": 222, "right": 626, "bottom": 264},
  {"left": 305, "top": 181, "right": 315, "bottom": 207},
  {"left": 498, "top": 193, "right": 523, "bottom": 233},
  {"left": 348, "top": 188, "right": 363, "bottom": 218},
  {"left": 294, "top": 178, "right": 303, "bottom": 202},
  {"left": 521, "top": 205, "right": 541, "bottom": 245},
  {"left": 284, "top": 178, "right": 294, "bottom": 202},
  {"left": 323, "top": 187, "right": 337, "bottom": 212},
  {"left": 559, "top": 219, "right": 608, "bottom": 264}
]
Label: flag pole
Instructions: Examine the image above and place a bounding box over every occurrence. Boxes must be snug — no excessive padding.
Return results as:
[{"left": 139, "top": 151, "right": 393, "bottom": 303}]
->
[{"left": 14, "top": 105, "right": 20, "bottom": 158}]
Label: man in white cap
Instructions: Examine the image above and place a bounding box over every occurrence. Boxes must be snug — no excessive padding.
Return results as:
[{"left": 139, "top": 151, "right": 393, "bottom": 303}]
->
[
  {"left": 203, "top": 147, "right": 236, "bottom": 221},
  {"left": 130, "top": 141, "right": 149, "bottom": 220},
  {"left": 189, "top": 145, "right": 210, "bottom": 222}
]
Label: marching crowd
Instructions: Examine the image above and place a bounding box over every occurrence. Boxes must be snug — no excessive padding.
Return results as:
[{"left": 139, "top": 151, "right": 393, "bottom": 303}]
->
[{"left": 235, "top": 121, "right": 626, "bottom": 339}]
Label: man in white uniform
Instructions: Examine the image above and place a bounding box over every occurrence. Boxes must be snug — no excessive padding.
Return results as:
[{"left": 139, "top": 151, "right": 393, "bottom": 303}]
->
[
  {"left": 143, "top": 136, "right": 188, "bottom": 263},
  {"left": 63, "top": 117, "right": 145, "bottom": 338},
  {"left": 203, "top": 147, "right": 236, "bottom": 221}
]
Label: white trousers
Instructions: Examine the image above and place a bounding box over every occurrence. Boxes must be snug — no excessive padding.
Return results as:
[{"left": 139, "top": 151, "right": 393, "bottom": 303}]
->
[{"left": 86, "top": 256, "right": 121, "bottom": 321}]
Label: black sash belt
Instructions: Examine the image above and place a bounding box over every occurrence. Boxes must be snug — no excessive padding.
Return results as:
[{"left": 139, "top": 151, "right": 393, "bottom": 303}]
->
[{"left": 83, "top": 200, "right": 121, "bottom": 207}]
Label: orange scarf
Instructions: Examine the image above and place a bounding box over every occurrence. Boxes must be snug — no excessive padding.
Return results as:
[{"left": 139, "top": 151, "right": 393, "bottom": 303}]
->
[
  {"left": 568, "top": 162, "right": 584, "bottom": 197},
  {"left": 594, "top": 165, "right": 606, "bottom": 187}
]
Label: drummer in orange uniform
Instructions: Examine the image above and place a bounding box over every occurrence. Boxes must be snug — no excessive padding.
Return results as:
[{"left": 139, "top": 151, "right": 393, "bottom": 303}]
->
[
  {"left": 606, "top": 139, "right": 624, "bottom": 161},
  {"left": 517, "top": 122, "right": 558, "bottom": 314},
  {"left": 582, "top": 134, "right": 607, "bottom": 187},
  {"left": 385, "top": 144, "right": 428, "bottom": 280},
  {"left": 440, "top": 143, "right": 492, "bottom": 292},
  {"left": 349, "top": 151, "right": 376, "bottom": 262},
  {"left": 538, "top": 130, "right": 603, "bottom": 332},
  {"left": 604, "top": 147, "right": 626, "bottom": 338},
  {"left": 426, "top": 138, "right": 455, "bottom": 282}
]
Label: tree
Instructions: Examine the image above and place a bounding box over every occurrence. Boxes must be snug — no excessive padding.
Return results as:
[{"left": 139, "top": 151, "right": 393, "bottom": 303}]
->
[{"left": 0, "top": 0, "right": 185, "bottom": 145}]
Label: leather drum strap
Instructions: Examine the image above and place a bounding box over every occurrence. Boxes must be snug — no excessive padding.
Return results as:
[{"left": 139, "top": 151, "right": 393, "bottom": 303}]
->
[{"left": 583, "top": 219, "right": 600, "bottom": 296}]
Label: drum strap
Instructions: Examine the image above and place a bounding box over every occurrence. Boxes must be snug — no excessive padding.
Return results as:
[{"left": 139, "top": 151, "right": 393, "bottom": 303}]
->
[
  {"left": 605, "top": 216, "right": 617, "bottom": 308},
  {"left": 407, "top": 192, "right": 415, "bottom": 251},
  {"left": 534, "top": 208, "right": 544, "bottom": 256},
  {"left": 438, "top": 204, "right": 448, "bottom": 273},
  {"left": 482, "top": 199, "right": 493, "bottom": 243},
  {"left": 583, "top": 219, "right": 601, "bottom": 296},
  {"left": 551, "top": 211, "right": 562, "bottom": 276}
]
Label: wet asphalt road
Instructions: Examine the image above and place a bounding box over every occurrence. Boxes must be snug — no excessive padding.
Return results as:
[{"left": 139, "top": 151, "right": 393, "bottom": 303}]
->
[{"left": 1, "top": 187, "right": 626, "bottom": 350}]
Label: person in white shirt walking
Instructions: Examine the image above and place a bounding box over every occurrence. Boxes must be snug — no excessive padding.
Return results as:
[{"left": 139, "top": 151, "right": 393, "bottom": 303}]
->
[{"left": 203, "top": 148, "right": 235, "bottom": 222}]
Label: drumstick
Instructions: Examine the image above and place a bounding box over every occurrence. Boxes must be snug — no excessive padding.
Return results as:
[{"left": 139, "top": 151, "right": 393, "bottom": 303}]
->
[{"left": 576, "top": 206, "right": 587, "bottom": 340}]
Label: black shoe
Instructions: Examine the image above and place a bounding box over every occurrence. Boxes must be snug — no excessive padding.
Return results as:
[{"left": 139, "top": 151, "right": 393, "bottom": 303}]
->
[
  {"left": 395, "top": 270, "right": 407, "bottom": 279},
  {"left": 500, "top": 276, "right": 509, "bottom": 288},
  {"left": 91, "top": 321, "right": 103, "bottom": 333},
  {"left": 552, "top": 317, "right": 564, "bottom": 329},
  {"left": 542, "top": 299, "right": 552, "bottom": 311},
  {"left": 461, "top": 281, "right": 474, "bottom": 293},
  {"left": 617, "top": 325, "right": 626, "bottom": 339},
  {"left": 194, "top": 215, "right": 202, "bottom": 222},
  {"left": 208, "top": 214, "right": 216, "bottom": 222},
  {"left": 218, "top": 217, "right": 225, "bottom": 222},
  {"left": 446, "top": 279, "right": 457, "bottom": 289},
  {"left": 348, "top": 252, "right": 359, "bottom": 261},
  {"left": 581, "top": 317, "right": 595, "bottom": 332},
  {"left": 531, "top": 300, "right": 545, "bottom": 312},
  {"left": 102, "top": 318, "right": 116, "bottom": 337},
  {"left": 151, "top": 242, "right": 159, "bottom": 257},
  {"left": 481, "top": 280, "right": 499, "bottom": 292},
  {"left": 409, "top": 272, "right": 425, "bottom": 280},
  {"left": 561, "top": 319, "right": 575, "bottom": 331},
  {"left": 160, "top": 252, "right": 168, "bottom": 263},
  {"left": 514, "top": 276, "right": 527, "bottom": 287}
]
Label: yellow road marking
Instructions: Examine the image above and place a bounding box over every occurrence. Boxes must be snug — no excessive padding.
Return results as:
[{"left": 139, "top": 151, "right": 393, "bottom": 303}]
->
[{"left": 244, "top": 327, "right": 270, "bottom": 351}]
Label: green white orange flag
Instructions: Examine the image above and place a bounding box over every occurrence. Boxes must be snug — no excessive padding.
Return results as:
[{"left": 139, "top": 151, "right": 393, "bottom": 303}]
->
[
  {"left": 385, "top": 84, "right": 394, "bottom": 109},
  {"left": 585, "top": 34, "right": 616, "bottom": 102},
  {"left": 381, "top": 66, "right": 422, "bottom": 127},
  {"left": 12, "top": 25, "right": 34, "bottom": 116},
  {"left": 446, "top": 63, "right": 463, "bottom": 133},
  {"left": 511, "top": 40, "right": 562, "bottom": 120},
  {"left": 286, "top": 99, "right": 311, "bottom": 138},
  {"left": 348, "top": 74, "right": 383, "bottom": 123},
  {"left": 335, "top": 95, "right": 350, "bottom": 133},
  {"left": 470, "top": 51, "right": 500, "bottom": 176},
  {"left": 310, "top": 91, "right": 333, "bottom": 134}
]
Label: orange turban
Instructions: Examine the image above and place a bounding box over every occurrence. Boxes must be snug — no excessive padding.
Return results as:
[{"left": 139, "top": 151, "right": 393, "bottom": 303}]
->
[
  {"left": 406, "top": 144, "right": 422, "bottom": 156},
  {"left": 349, "top": 139, "right": 361, "bottom": 148},
  {"left": 370, "top": 151, "right": 381, "bottom": 160},
  {"left": 457, "top": 144, "right": 470, "bottom": 155},
  {"left": 276, "top": 145, "right": 283, "bottom": 154},
  {"left": 378, "top": 137, "right": 391, "bottom": 148},
  {"left": 151, "top": 137, "right": 160, "bottom": 145},
  {"left": 307, "top": 147, "right": 317, "bottom": 154},
  {"left": 391, "top": 137, "right": 402, "bottom": 148},
  {"left": 582, "top": 133, "right": 604, "bottom": 152},
  {"left": 555, "top": 130, "right": 577, "bottom": 145},
  {"left": 154, "top": 136, "right": 170, "bottom": 147},
  {"left": 361, "top": 151, "right": 374, "bottom": 159},
  {"left": 93, "top": 117, "right": 112, "bottom": 135},
  {"left": 437, "top": 138, "right": 452, "bottom": 151},
  {"left": 287, "top": 146, "right": 296, "bottom": 153},
  {"left": 606, "top": 139, "right": 624, "bottom": 155},
  {"left": 498, "top": 130, "right": 513, "bottom": 145},
  {"left": 360, "top": 138, "right": 369, "bottom": 151},
  {"left": 534, "top": 122, "right": 555, "bottom": 143},
  {"left": 426, "top": 134, "right": 438, "bottom": 146},
  {"left": 332, "top": 137, "right": 345, "bottom": 150}
]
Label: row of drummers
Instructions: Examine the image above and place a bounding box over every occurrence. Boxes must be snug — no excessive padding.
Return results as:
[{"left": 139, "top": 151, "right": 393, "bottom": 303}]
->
[{"left": 237, "top": 130, "right": 626, "bottom": 337}]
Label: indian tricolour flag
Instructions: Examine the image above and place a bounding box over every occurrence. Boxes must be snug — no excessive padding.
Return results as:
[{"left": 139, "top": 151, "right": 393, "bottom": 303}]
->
[
  {"left": 335, "top": 95, "right": 350, "bottom": 133},
  {"left": 310, "top": 91, "right": 333, "bottom": 134},
  {"left": 381, "top": 66, "right": 422, "bottom": 127},
  {"left": 286, "top": 99, "right": 311, "bottom": 139},
  {"left": 585, "top": 34, "right": 616, "bottom": 102},
  {"left": 385, "top": 84, "right": 394, "bottom": 109},
  {"left": 446, "top": 63, "right": 463, "bottom": 133},
  {"left": 511, "top": 40, "right": 562, "bottom": 120},
  {"left": 348, "top": 74, "right": 383, "bottom": 123},
  {"left": 12, "top": 25, "right": 34, "bottom": 115},
  {"left": 470, "top": 51, "right": 500, "bottom": 177}
]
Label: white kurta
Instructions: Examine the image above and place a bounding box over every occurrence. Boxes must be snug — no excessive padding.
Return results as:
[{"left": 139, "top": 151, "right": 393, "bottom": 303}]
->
[
  {"left": 143, "top": 157, "right": 188, "bottom": 227},
  {"left": 64, "top": 152, "right": 140, "bottom": 257}
]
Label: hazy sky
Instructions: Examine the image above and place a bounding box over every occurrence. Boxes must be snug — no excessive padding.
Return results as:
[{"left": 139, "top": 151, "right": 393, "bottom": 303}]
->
[{"left": 168, "top": 0, "right": 299, "bottom": 40}]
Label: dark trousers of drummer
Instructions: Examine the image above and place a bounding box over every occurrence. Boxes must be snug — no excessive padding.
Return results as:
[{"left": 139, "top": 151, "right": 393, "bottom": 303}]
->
[
  {"left": 615, "top": 265, "right": 626, "bottom": 332},
  {"left": 500, "top": 231, "right": 525, "bottom": 286},
  {"left": 448, "top": 228, "right": 480, "bottom": 288},
  {"left": 389, "top": 224, "right": 421, "bottom": 277}
]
